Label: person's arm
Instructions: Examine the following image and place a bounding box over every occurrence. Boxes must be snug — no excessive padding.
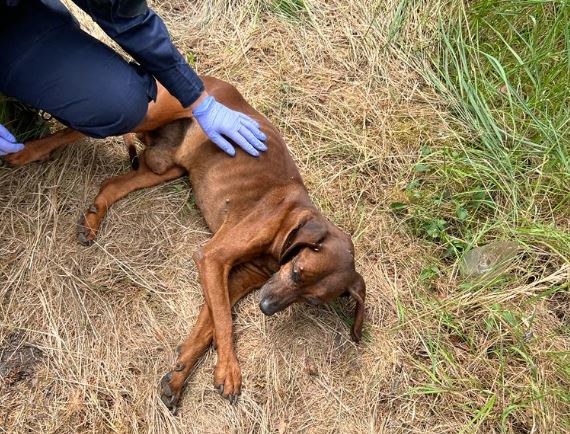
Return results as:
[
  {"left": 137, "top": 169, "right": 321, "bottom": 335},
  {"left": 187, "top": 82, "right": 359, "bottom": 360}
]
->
[
  {"left": 71, "top": 0, "right": 203, "bottom": 107},
  {"left": 71, "top": 0, "right": 267, "bottom": 156}
]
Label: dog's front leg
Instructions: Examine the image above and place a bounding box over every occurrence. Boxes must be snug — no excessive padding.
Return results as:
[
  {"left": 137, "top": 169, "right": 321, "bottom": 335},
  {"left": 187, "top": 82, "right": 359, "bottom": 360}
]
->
[
  {"left": 194, "top": 244, "right": 242, "bottom": 401},
  {"left": 160, "top": 261, "right": 270, "bottom": 411},
  {"left": 193, "top": 220, "right": 275, "bottom": 401}
]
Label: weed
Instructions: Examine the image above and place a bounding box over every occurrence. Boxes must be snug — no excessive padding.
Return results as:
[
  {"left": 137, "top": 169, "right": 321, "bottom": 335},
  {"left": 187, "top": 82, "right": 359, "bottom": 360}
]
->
[{"left": 0, "top": 96, "right": 50, "bottom": 142}]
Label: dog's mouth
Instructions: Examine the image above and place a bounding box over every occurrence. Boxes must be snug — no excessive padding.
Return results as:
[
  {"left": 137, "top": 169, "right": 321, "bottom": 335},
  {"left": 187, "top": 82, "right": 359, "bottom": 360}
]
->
[{"left": 259, "top": 278, "right": 299, "bottom": 316}]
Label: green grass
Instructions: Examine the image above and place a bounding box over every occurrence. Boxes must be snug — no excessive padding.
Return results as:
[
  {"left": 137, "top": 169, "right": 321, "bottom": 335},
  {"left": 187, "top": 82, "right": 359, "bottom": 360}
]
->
[
  {"left": 0, "top": 96, "right": 50, "bottom": 142},
  {"left": 404, "top": 0, "right": 569, "bottom": 260},
  {"left": 391, "top": 0, "right": 569, "bottom": 431},
  {"left": 270, "top": 0, "right": 307, "bottom": 20}
]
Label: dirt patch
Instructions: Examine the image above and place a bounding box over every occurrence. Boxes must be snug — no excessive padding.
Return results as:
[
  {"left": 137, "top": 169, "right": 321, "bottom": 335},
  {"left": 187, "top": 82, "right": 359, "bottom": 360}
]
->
[{"left": 0, "top": 331, "right": 43, "bottom": 387}]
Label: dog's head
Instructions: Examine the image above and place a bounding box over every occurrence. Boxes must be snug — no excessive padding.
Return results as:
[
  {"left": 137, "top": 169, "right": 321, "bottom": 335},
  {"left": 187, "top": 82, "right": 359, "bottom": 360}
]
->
[{"left": 259, "top": 210, "right": 366, "bottom": 341}]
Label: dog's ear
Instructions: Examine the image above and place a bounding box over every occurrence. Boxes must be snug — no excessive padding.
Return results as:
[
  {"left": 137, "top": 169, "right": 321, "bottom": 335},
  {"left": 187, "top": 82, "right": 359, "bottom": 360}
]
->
[
  {"left": 348, "top": 273, "right": 366, "bottom": 342},
  {"left": 280, "top": 216, "right": 328, "bottom": 264}
]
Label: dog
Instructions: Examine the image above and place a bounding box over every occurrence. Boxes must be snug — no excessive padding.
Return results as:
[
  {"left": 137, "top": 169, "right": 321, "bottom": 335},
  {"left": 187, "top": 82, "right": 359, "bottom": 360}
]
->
[{"left": 6, "top": 76, "right": 366, "bottom": 412}]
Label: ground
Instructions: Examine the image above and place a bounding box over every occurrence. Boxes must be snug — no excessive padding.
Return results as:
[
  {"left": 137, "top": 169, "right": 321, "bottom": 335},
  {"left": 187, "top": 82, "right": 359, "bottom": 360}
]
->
[{"left": 0, "top": 1, "right": 567, "bottom": 433}]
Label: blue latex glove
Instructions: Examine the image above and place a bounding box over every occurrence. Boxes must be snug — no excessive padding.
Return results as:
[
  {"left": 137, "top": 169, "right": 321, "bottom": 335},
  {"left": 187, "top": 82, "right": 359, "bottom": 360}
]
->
[
  {"left": 192, "top": 96, "right": 267, "bottom": 157},
  {"left": 0, "top": 124, "right": 24, "bottom": 157}
]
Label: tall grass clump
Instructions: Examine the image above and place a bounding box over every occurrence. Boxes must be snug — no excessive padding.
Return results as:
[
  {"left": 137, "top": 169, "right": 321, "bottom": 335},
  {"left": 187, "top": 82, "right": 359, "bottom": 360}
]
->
[
  {"left": 402, "top": 0, "right": 569, "bottom": 261},
  {"left": 392, "top": 1, "right": 569, "bottom": 431}
]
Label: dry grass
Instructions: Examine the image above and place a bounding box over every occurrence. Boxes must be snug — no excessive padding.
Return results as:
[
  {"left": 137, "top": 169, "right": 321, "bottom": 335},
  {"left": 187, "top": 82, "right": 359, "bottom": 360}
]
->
[{"left": 1, "top": 1, "right": 567, "bottom": 433}]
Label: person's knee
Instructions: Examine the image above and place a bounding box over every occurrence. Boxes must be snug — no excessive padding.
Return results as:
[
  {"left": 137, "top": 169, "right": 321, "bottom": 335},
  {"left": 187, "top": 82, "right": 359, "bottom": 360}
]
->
[
  {"left": 67, "top": 81, "right": 149, "bottom": 138},
  {"left": 76, "top": 95, "right": 148, "bottom": 139}
]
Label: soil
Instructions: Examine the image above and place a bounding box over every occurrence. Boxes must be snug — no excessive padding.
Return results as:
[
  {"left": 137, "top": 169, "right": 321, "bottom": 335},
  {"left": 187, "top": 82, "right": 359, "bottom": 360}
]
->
[{"left": 0, "top": 331, "right": 43, "bottom": 387}]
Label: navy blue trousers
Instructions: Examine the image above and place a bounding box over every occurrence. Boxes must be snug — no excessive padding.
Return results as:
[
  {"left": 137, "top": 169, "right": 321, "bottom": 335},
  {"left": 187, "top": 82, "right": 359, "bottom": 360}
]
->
[{"left": 0, "top": 1, "right": 157, "bottom": 138}]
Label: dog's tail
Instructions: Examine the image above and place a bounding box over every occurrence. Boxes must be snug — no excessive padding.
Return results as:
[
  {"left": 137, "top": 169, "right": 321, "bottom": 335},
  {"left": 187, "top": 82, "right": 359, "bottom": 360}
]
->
[{"left": 122, "top": 133, "right": 139, "bottom": 170}]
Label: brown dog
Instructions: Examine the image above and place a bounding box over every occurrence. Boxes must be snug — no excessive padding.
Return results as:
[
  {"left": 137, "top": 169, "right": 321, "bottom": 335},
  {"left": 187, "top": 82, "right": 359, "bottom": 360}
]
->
[{"left": 7, "top": 76, "right": 366, "bottom": 412}]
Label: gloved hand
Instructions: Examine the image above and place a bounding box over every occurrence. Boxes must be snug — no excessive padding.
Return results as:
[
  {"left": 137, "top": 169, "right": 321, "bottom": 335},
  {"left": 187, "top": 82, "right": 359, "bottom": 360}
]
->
[
  {"left": 192, "top": 96, "right": 267, "bottom": 157},
  {"left": 0, "top": 124, "right": 24, "bottom": 156}
]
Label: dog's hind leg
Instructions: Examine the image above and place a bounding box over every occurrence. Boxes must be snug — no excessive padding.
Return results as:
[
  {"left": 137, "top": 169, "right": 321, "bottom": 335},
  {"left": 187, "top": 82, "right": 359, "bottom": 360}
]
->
[
  {"left": 160, "top": 260, "right": 273, "bottom": 412},
  {"left": 4, "top": 127, "right": 84, "bottom": 166},
  {"left": 77, "top": 151, "right": 185, "bottom": 245}
]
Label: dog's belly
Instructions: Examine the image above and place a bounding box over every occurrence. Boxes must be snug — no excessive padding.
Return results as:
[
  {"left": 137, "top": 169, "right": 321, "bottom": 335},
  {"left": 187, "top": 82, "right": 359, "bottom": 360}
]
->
[
  {"left": 189, "top": 156, "right": 298, "bottom": 232},
  {"left": 187, "top": 142, "right": 302, "bottom": 233}
]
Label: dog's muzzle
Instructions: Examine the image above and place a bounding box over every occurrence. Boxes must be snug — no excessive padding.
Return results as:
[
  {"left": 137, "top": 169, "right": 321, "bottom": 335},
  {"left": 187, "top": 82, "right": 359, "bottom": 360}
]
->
[{"left": 259, "top": 297, "right": 279, "bottom": 316}]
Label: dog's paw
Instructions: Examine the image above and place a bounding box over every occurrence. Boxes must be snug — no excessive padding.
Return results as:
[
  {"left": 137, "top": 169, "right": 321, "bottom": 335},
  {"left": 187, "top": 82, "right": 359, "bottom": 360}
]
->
[
  {"left": 159, "top": 370, "right": 185, "bottom": 414},
  {"left": 77, "top": 205, "right": 99, "bottom": 246},
  {"left": 4, "top": 145, "right": 51, "bottom": 167},
  {"left": 214, "top": 357, "right": 242, "bottom": 404}
]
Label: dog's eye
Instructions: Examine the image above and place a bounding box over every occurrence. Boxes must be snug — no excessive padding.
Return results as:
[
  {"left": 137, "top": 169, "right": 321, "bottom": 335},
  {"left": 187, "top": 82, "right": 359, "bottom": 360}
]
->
[{"left": 292, "top": 267, "right": 302, "bottom": 283}]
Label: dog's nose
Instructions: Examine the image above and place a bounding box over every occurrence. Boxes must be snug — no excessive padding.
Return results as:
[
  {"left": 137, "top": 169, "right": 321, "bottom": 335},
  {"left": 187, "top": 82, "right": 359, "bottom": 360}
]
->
[{"left": 259, "top": 298, "right": 277, "bottom": 316}]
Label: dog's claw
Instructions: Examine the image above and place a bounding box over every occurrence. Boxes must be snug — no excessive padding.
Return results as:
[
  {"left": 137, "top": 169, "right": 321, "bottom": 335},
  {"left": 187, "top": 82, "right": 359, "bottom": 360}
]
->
[
  {"left": 159, "top": 393, "right": 178, "bottom": 416},
  {"left": 214, "top": 358, "right": 242, "bottom": 402},
  {"left": 159, "top": 371, "right": 181, "bottom": 414},
  {"left": 216, "top": 380, "right": 241, "bottom": 404},
  {"left": 88, "top": 204, "right": 98, "bottom": 214},
  {"left": 77, "top": 230, "right": 90, "bottom": 246},
  {"left": 77, "top": 215, "right": 95, "bottom": 246},
  {"left": 161, "top": 373, "right": 173, "bottom": 395}
]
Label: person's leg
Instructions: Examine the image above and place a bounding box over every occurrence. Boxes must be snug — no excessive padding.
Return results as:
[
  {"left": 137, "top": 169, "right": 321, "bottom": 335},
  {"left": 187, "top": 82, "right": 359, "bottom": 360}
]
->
[{"left": 0, "top": 0, "right": 156, "bottom": 139}]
